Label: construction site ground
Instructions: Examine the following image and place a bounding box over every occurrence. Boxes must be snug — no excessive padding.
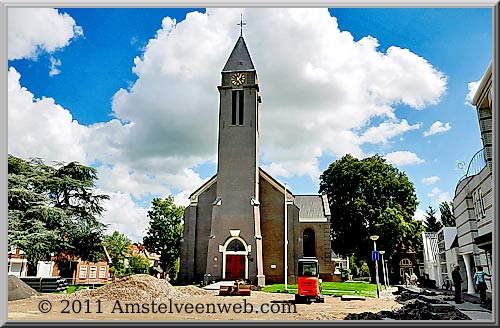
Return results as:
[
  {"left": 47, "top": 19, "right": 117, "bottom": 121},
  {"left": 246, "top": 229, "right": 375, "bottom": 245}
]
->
[
  {"left": 8, "top": 289, "right": 399, "bottom": 321},
  {"left": 7, "top": 275, "right": 492, "bottom": 321}
]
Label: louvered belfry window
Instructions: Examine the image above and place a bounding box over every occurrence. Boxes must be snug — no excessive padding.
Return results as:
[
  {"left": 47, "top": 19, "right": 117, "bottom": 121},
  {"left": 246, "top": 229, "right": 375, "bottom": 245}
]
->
[{"left": 231, "top": 90, "right": 244, "bottom": 125}]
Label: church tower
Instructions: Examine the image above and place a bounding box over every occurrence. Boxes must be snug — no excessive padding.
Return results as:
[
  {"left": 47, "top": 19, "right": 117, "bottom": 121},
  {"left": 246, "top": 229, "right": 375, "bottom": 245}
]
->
[
  {"left": 205, "top": 31, "right": 265, "bottom": 285},
  {"left": 180, "top": 22, "right": 337, "bottom": 286}
]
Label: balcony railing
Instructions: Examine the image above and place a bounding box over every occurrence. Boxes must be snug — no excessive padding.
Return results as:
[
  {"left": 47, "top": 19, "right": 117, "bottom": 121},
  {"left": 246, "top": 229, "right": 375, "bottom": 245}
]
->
[{"left": 456, "top": 148, "right": 486, "bottom": 188}]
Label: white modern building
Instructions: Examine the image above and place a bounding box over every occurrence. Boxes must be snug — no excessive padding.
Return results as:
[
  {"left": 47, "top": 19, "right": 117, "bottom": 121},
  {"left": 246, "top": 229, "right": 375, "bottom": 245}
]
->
[
  {"left": 453, "top": 62, "right": 493, "bottom": 296},
  {"left": 422, "top": 227, "right": 460, "bottom": 288}
]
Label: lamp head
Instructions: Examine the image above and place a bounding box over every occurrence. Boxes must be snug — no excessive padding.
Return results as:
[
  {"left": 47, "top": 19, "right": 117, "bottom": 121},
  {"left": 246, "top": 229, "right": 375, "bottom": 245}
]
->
[
  {"left": 379, "top": 250, "right": 385, "bottom": 255},
  {"left": 370, "top": 235, "right": 379, "bottom": 241}
]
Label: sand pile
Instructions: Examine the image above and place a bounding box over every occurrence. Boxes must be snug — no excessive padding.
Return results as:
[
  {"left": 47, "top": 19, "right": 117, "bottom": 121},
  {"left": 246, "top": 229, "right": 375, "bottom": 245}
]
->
[
  {"left": 8, "top": 275, "right": 40, "bottom": 301},
  {"left": 177, "top": 285, "right": 211, "bottom": 296},
  {"left": 67, "top": 274, "right": 187, "bottom": 302}
]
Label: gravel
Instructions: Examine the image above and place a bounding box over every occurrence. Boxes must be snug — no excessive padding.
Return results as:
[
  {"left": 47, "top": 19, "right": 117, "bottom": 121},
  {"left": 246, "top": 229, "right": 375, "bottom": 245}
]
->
[
  {"left": 62, "top": 274, "right": 188, "bottom": 302},
  {"left": 176, "top": 285, "right": 212, "bottom": 296}
]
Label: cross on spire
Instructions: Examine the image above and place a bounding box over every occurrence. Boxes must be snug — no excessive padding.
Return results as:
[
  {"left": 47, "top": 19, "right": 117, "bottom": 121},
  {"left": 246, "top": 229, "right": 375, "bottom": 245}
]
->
[{"left": 237, "top": 13, "right": 246, "bottom": 37}]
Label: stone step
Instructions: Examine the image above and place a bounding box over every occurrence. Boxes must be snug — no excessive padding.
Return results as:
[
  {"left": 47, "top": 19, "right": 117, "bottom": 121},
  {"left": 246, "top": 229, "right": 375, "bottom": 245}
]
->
[
  {"left": 428, "top": 303, "right": 455, "bottom": 313},
  {"left": 341, "top": 295, "right": 366, "bottom": 301}
]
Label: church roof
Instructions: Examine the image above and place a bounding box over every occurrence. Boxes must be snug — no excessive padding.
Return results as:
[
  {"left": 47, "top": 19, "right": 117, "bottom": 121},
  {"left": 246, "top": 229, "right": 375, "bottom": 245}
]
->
[
  {"left": 222, "top": 36, "right": 255, "bottom": 72},
  {"left": 294, "top": 195, "right": 329, "bottom": 222}
]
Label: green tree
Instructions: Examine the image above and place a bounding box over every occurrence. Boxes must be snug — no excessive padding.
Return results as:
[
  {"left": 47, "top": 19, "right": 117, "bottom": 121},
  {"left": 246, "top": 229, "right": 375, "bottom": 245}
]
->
[
  {"left": 8, "top": 155, "right": 109, "bottom": 275},
  {"left": 424, "top": 206, "right": 443, "bottom": 232},
  {"left": 143, "top": 196, "right": 185, "bottom": 279},
  {"left": 127, "top": 255, "right": 150, "bottom": 274},
  {"left": 319, "top": 154, "right": 420, "bottom": 283},
  {"left": 104, "top": 231, "right": 132, "bottom": 278},
  {"left": 439, "top": 201, "right": 456, "bottom": 227}
]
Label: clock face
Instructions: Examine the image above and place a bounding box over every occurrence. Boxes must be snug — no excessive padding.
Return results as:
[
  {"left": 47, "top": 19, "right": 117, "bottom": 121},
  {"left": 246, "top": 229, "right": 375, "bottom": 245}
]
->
[{"left": 231, "top": 72, "right": 246, "bottom": 86}]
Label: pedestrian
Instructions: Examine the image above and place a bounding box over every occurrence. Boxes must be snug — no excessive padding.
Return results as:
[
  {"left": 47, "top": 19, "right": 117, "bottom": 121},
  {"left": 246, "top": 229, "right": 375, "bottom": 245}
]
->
[
  {"left": 410, "top": 272, "right": 418, "bottom": 286},
  {"left": 452, "top": 265, "right": 464, "bottom": 304},
  {"left": 404, "top": 271, "right": 410, "bottom": 287},
  {"left": 473, "top": 266, "right": 492, "bottom": 304}
]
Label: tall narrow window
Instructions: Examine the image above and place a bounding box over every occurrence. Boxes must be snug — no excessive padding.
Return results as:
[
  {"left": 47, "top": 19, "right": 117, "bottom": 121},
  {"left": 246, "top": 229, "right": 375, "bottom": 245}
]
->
[
  {"left": 472, "top": 188, "right": 485, "bottom": 220},
  {"left": 303, "top": 228, "right": 316, "bottom": 257},
  {"left": 232, "top": 91, "right": 237, "bottom": 125},
  {"left": 231, "top": 90, "right": 244, "bottom": 125},
  {"left": 238, "top": 90, "right": 244, "bottom": 125}
]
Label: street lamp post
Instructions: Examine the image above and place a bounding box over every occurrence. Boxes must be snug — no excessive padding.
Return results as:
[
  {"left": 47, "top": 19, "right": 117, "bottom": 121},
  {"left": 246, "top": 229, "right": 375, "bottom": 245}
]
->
[
  {"left": 379, "top": 251, "right": 387, "bottom": 289},
  {"left": 386, "top": 260, "right": 390, "bottom": 286},
  {"left": 284, "top": 183, "right": 288, "bottom": 291},
  {"left": 370, "top": 235, "right": 380, "bottom": 298}
]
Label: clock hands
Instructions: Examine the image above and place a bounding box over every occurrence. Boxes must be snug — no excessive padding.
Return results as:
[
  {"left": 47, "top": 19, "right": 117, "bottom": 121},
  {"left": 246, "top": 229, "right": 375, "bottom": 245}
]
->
[{"left": 231, "top": 73, "right": 245, "bottom": 86}]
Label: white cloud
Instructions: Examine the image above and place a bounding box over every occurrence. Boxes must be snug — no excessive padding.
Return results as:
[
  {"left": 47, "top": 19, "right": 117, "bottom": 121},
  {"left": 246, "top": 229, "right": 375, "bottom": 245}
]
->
[
  {"left": 437, "top": 192, "right": 451, "bottom": 204},
  {"left": 422, "top": 176, "right": 440, "bottom": 185},
  {"left": 49, "top": 57, "right": 62, "bottom": 76},
  {"left": 427, "top": 187, "right": 441, "bottom": 198},
  {"left": 413, "top": 208, "right": 426, "bottom": 222},
  {"left": 427, "top": 187, "right": 451, "bottom": 206},
  {"left": 8, "top": 67, "right": 88, "bottom": 163},
  {"left": 465, "top": 80, "right": 480, "bottom": 106},
  {"left": 424, "top": 121, "right": 451, "bottom": 137},
  {"left": 384, "top": 151, "right": 425, "bottom": 166},
  {"left": 359, "top": 119, "right": 421, "bottom": 144},
  {"left": 8, "top": 8, "right": 83, "bottom": 60},
  {"left": 99, "top": 191, "right": 149, "bottom": 243}
]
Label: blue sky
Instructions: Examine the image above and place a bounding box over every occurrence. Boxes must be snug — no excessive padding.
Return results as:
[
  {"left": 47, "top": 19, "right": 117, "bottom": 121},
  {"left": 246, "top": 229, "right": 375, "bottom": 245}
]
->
[{"left": 7, "top": 8, "right": 492, "bottom": 242}]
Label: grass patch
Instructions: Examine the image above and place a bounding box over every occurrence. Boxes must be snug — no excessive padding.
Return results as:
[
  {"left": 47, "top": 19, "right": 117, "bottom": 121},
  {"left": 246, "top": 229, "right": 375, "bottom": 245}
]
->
[
  {"left": 65, "top": 285, "right": 88, "bottom": 294},
  {"left": 261, "top": 282, "right": 377, "bottom": 298}
]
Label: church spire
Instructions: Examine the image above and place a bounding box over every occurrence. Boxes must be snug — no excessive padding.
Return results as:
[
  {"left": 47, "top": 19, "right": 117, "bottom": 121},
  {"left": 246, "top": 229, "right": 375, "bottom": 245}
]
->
[{"left": 222, "top": 16, "right": 255, "bottom": 73}]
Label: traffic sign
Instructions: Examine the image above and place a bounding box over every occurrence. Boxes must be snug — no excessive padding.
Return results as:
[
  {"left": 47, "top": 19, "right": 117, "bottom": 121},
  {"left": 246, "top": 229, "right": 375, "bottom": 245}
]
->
[{"left": 371, "top": 250, "right": 379, "bottom": 261}]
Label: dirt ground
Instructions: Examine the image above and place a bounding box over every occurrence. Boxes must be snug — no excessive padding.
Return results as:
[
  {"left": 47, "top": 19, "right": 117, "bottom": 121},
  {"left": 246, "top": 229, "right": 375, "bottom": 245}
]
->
[{"left": 8, "top": 290, "right": 402, "bottom": 321}]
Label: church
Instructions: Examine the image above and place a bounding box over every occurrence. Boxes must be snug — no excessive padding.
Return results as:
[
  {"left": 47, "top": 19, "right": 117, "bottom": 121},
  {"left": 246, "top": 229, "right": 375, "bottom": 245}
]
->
[{"left": 179, "top": 30, "right": 345, "bottom": 287}]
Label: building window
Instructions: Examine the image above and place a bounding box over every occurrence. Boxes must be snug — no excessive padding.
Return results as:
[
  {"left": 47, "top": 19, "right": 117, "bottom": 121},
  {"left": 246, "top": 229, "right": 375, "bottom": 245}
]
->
[
  {"left": 231, "top": 90, "right": 244, "bottom": 125},
  {"left": 99, "top": 266, "right": 106, "bottom": 279},
  {"left": 303, "top": 228, "right": 316, "bottom": 257},
  {"left": 79, "top": 266, "right": 87, "bottom": 278},
  {"left": 399, "top": 258, "right": 412, "bottom": 266},
  {"left": 226, "top": 239, "right": 245, "bottom": 252},
  {"left": 90, "top": 266, "right": 97, "bottom": 279},
  {"left": 472, "top": 189, "right": 485, "bottom": 220}
]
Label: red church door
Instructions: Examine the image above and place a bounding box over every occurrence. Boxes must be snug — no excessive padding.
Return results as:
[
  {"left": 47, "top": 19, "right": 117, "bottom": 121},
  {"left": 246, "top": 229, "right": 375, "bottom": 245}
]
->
[{"left": 225, "top": 255, "right": 245, "bottom": 280}]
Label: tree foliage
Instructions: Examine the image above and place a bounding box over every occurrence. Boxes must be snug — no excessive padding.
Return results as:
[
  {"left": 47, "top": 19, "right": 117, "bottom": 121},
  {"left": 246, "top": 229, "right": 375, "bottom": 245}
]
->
[
  {"left": 424, "top": 206, "right": 443, "bottom": 232},
  {"left": 8, "top": 155, "right": 109, "bottom": 274},
  {"left": 439, "top": 201, "right": 456, "bottom": 227},
  {"left": 103, "top": 231, "right": 132, "bottom": 278},
  {"left": 319, "top": 154, "right": 421, "bottom": 282},
  {"left": 143, "top": 196, "right": 184, "bottom": 278},
  {"left": 127, "top": 255, "right": 151, "bottom": 274}
]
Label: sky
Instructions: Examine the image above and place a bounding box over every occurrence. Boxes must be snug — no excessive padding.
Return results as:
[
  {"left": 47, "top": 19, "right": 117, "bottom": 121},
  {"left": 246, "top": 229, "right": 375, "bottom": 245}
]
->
[{"left": 7, "top": 7, "right": 493, "bottom": 242}]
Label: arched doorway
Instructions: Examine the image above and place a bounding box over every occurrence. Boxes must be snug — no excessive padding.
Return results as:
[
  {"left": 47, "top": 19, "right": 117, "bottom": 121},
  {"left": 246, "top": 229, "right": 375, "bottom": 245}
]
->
[
  {"left": 222, "top": 237, "right": 249, "bottom": 280},
  {"left": 303, "top": 228, "right": 316, "bottom": 257},
  {"left": 399, "top": 258, "right": 413, "bottom": 281}
]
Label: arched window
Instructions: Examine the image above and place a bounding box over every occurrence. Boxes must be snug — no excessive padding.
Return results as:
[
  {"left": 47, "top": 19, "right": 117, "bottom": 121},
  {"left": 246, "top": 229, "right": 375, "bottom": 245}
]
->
[
  {"left": 226, "top": 239, "right": 245, "bottom": 252},
  {"left": 400, "top": 258, "right": 412, "bottom": 266},
  {"left": 303, "top": 228, "right": 316, "bottom": 257}
]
